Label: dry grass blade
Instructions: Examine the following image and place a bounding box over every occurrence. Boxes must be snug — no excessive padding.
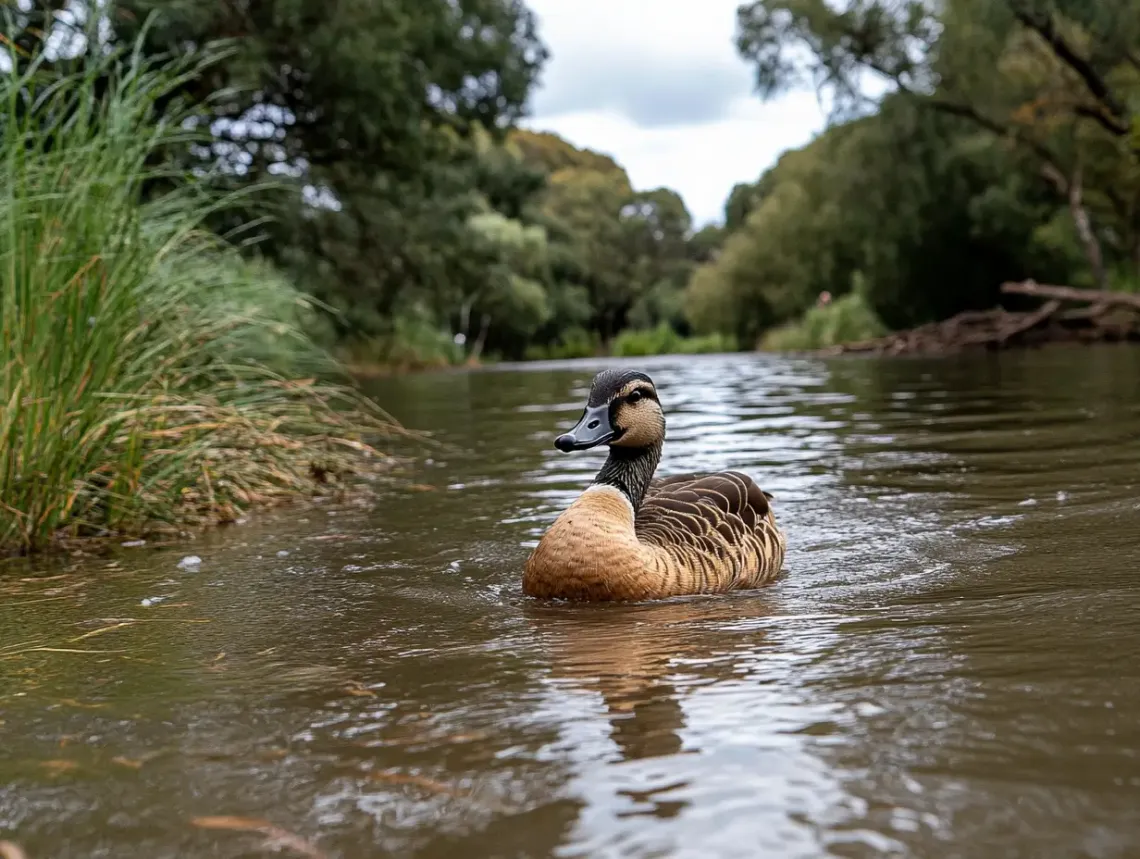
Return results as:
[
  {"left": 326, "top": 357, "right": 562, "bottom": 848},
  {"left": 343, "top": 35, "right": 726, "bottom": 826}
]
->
[
  {"left": 0, "top": 647, "right": 130, "bottom": 659},
  {"left": 366, "top": 770, "right": 463, "bottom": 796},
  {"left": 68, "top": 622, "right": 138, "bottom": 641},
  {"left": 67, "top": 618, "right": 208, "bottom": 642},
  {"left": 0, "top": 842, "right": 28, "bottom": 859},
  {"left": 190, "top": 817, "right": 327, "bottom": 859}
]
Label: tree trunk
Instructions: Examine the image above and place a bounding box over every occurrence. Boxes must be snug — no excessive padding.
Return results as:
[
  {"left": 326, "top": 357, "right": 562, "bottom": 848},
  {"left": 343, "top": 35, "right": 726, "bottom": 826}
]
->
[
  {"left": 459, "top": 298, "right": 473, "bottom": 341},
  {"left": 469, "top": 313, "right": 491, "bottom": 361},
  {"left": 1067, "top": 168, "right": 1108, "bottom": 289},
  {"left": 1042, "top": 162, "right": 1108, "bottom": 288}
]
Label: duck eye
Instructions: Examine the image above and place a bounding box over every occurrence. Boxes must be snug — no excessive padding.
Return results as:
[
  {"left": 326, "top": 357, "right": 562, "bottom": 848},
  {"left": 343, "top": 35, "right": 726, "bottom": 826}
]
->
[{"left": 628, "top": 390, "right": 643, "bottom": 404}]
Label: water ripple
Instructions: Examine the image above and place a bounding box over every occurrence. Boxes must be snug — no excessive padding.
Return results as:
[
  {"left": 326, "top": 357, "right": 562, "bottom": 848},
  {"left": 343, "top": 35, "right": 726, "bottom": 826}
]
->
[{"left": 4, "top": 348, "right": 1140, "bottom": 858}]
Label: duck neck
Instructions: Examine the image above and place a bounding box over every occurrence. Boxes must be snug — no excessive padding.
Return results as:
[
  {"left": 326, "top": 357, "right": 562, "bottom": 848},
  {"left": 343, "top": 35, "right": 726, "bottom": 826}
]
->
[{"left": 593, "top": 442, "right": 662, "bottom": 510}]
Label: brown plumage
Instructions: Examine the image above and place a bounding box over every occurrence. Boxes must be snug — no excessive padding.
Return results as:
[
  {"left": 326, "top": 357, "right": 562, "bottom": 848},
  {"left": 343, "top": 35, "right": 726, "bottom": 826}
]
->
[{"left": 523, "top": 369, "right": 786, "bottom": 601}]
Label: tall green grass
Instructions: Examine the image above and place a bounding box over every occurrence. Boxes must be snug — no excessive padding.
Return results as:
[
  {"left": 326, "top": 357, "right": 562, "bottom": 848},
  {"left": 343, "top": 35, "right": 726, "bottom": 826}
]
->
[{"left": 0, "top": 32, "right": 400, "bottom": 551}]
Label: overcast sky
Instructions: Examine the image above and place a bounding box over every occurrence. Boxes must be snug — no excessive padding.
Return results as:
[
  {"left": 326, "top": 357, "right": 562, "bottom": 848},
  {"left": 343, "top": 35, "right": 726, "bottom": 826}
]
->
[{"left": 519, "top": 0, "right": 828, "bottom": 227}]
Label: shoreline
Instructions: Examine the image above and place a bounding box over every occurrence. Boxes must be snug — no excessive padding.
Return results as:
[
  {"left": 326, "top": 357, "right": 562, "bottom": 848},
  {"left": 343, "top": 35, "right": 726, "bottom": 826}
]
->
[
  {"left": 344, "top": 332, "right": 1140, "bottom": 380},
  {"left": 817, "top": 281, "right": 1140, "bottom": 358},
  {"left": 0, "top": 465, "right": 425, "bottom": 561}
]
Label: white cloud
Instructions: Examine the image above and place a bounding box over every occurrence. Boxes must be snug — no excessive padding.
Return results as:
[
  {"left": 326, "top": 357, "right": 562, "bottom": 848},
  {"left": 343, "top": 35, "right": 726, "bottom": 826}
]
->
[{"left": 520, "top": 0, "right": 828, "bottom": 226}]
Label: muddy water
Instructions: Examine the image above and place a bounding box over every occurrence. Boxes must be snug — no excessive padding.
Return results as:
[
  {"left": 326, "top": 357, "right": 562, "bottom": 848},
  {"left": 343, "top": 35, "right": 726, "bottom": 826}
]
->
[{"left": 2, "top": 347, "right": 1140, "bottom": 859}]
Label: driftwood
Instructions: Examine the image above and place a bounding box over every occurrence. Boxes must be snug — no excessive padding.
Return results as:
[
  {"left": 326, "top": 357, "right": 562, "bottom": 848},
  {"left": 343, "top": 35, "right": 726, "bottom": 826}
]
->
[{"left": 823, "top": 280, "right": 1140, "bottom": 356}]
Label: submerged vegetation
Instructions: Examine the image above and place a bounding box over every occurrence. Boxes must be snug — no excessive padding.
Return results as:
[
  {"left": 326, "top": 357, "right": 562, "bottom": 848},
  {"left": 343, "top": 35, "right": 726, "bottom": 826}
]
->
[{"left": 0, "top": 34, "right": 397, "bottom": 552}]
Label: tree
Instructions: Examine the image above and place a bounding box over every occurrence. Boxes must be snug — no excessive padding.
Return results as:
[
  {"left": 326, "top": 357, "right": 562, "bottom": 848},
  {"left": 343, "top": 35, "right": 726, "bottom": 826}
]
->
[
  {"left": 109, "top": 0, "right": 549, "bottom": 335},
  {"left": 5, "top": 3, "right": 710, "bottom": 362},
  {"left": 458, "top": 209, "right": 553, "bottom": 358},
  {"left": 683, "top": 92, "right": 1075, "bottom": 338},
  {"left": 735, "top": 0, "right": 1140, "bottom": 287}
]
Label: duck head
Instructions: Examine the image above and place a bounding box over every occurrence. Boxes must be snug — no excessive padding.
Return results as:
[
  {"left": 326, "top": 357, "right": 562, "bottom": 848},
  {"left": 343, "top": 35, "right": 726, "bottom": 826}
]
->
[{"left": 555, "top": 369, "right": 666, "bottom": 453}]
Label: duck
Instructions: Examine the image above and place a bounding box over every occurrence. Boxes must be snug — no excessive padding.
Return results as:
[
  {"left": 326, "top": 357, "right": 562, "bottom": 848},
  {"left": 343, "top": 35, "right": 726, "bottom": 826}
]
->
[{"left": 523, "top": 368, "right": 786, "bottom": 601}]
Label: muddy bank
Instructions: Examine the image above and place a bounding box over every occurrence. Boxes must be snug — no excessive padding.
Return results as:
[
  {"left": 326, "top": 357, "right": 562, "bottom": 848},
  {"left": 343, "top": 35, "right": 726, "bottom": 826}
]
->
[{"left": 821, "top": 281, "right": 1140, "bottom": 356}]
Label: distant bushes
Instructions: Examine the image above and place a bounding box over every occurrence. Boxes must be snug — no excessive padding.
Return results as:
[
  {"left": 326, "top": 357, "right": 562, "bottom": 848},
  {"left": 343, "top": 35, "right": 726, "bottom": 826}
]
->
[
  {"left": 610, "top": 324, "right": 737, "bottom": 357},
  {"left": 0, "top": 37, "right": 398, "bottom": 551},
  {"left": 339, "top": 312, "right": 466, "bottom": 373},
  {"left": 760, "top": 290, "right": 887, "bottom": 351},
  {"left": 683, "top": 94, "right": 1083, "bottom": 343},
  {"left": 523, "top": 327, "right": 600, "bottom": 360}
]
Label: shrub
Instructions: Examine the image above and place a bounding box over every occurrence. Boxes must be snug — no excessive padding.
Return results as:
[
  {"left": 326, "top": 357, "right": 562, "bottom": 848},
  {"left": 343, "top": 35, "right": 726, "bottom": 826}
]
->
[
  {"left": 760, "top": 288, "right": 887, "bottom": 351},
  {"left": 611, "top": 323, "right": 737, "bottom": 357}
]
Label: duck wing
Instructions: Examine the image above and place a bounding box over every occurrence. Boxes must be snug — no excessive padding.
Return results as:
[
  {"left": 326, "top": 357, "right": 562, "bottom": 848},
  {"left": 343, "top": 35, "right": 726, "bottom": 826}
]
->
[
  {"left": 648, "top": 471, "right": 774, "bottom": 503},
  {"left": 638, "top": 470, "right": 770, "bottom": 536},
  {"left": 634, "top": 471, "right": 784, "bottom": 591}
]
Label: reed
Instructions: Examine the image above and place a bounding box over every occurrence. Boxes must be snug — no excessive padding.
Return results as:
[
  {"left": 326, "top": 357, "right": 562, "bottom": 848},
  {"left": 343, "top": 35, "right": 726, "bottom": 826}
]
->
[{"left": 0, "top": 30, "right": 400, "bottom": 551}]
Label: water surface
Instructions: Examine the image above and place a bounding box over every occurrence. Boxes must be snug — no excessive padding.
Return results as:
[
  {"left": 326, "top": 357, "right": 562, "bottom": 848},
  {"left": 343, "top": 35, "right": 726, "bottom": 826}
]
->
[{"left": 3, "top": 347, "right": 1140, "bottom": 858}]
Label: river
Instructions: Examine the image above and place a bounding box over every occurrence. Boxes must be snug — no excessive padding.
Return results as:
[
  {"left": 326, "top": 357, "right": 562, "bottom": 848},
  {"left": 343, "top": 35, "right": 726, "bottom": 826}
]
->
[{"left": 2, "top": 347, "right": 1140, "bottom": 858}]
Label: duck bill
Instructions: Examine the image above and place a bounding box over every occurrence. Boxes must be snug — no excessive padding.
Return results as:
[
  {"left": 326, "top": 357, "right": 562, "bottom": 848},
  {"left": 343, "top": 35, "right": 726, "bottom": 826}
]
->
[{"left": 554, "top": 404, "right": 615, "bottom": 452}]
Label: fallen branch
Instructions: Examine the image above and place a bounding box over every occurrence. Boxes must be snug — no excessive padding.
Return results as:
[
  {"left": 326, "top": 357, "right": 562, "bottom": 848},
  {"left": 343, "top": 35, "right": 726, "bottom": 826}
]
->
[
  {"left": 821, "top": 280, "right": 1140, "bottom": 356},
  {"left": 991, "top": 299, "right": 1060, "bottom": 345},
  {"left": 999, "top": 280, "right": 1140, "bottom": 310}
]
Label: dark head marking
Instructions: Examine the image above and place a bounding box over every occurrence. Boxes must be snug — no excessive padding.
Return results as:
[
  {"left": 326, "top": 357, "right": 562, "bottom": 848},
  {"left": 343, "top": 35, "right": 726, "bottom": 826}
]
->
[{"left": 586, "top": 369, "right": 656, "bottom": 407}]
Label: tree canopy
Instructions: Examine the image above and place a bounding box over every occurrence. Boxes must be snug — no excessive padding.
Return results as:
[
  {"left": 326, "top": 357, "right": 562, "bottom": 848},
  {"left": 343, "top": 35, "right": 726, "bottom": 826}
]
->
[
  {"left": 682, "top": 0, "right": 1140, "bottom": 346},
  {"left": 6, "top": 0, "right": 1138, "bottom": 361},
  {"left": 4, "top": 0, "right": 707, "bottom": 362}
]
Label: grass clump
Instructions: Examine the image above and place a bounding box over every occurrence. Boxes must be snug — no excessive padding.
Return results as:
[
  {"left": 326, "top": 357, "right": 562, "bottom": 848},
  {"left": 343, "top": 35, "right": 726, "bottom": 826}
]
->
[
  {"left": 610, "top": 323, "right": 737, "bottom": 357},
  {"left": 0, "top": 34, "right": 401, "bottom": 552},
  {"left": 760, "top": 289, "right": 888, "bottom": 351}
]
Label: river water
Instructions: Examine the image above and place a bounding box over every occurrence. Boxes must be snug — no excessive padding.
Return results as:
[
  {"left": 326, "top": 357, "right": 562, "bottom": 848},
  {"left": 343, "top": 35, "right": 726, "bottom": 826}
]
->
[{"left": 2, "top": 348, "right": 1140, "bottom": 859}]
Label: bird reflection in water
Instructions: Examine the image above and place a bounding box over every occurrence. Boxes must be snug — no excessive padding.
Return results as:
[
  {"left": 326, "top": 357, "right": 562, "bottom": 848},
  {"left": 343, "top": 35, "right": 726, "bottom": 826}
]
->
[{"left": 523, "top": 596, "right": 775, "bottom": 767}]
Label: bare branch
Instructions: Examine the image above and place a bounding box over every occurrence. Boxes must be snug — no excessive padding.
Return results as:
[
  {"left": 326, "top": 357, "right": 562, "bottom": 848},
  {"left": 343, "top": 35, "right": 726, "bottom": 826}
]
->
[
  {"left": 1039, "top": 161, "right": 1069, "bottom": 194},
  {"left": 922, "top": 96, "right": 1072, "bottom": 181},
  {"left": 1006, "top": 1, "right": 1131, "bottom": 136},
  {"left": 1001, "top": 280, "right": 1140, "bottom": 310}
]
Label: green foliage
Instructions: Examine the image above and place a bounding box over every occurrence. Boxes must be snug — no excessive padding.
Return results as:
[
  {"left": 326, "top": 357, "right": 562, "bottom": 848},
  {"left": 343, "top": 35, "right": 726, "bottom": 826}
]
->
[
  {"left": 111, "top": 0, "right": 549, "bottom": 338},
  {"left": 340, "top": 312, "right": 465, "bottom": 372},
  {"left": 683, "top": 0, "right": 1140, "bottom": 348},
  {"left": 686, "top": 96, "right": 1076, "bottom": 339},
  {"left": 611, "top": 324, "right": 737, "bottom": 357},
  {"left": 735, "top": 0, "right": 1140, "bottom": 292},
  {"left": 684, "top": 122, "right": 866, "bottom": 342},
  {"left": 27, "top": 0, "right": 1137, "bottom": 385},
  {"left": 523, "top": 328, "right": 601, "bottom": 360},
  {"left": 760, "top": 289, "right": 888, "bottom": 351},
  {"left": 457, "top": 130, "right": 707, "bottom": 356},
  {"left": 6, "top": 1, "right": 734, "bottom": 370},
  {"left": 0, "top": 31, "right": 397, "bottom": 551}
]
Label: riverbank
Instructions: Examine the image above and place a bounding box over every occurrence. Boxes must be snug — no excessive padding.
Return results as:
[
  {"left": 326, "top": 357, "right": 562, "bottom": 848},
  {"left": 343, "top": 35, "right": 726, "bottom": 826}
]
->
[
  {"left": 342, "top": 324, "right": 737, "bottom": 377},
  {"left": 818, "top": 282, "right": 1140, "bottom": 357},
  {"left": 345, "top": 283, "right": 1140, "bottom": 381}
]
